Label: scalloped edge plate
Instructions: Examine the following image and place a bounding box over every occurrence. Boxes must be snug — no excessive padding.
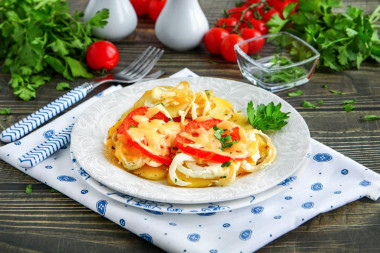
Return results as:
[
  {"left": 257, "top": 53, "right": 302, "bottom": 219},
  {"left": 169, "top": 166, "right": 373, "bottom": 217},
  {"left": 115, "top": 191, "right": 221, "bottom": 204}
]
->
[
  {"left": 71, "top": 145, "right": 311, "bottom": 214},
  {"left": 71, "top": 77, "right": 310, "bottom": 204}
]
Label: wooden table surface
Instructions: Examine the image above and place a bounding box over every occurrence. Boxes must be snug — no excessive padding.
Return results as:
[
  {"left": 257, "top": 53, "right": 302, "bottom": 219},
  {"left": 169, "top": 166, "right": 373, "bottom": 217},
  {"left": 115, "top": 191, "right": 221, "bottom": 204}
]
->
[{"left": 1, "top": 0, "right": 379, "bottom": 252}]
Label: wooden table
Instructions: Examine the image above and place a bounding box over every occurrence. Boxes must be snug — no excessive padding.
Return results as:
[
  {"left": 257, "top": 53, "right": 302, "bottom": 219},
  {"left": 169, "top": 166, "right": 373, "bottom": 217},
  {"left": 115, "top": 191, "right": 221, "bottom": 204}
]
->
[{"left": 1, "top": 0, "right": 379, "bottom": 252}]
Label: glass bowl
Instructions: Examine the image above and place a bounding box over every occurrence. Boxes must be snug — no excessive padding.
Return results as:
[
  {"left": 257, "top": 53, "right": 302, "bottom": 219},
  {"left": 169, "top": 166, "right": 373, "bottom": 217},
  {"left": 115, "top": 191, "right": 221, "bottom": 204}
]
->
[{"left": 234, "top": 32, "right": 320, "bottom": 92}]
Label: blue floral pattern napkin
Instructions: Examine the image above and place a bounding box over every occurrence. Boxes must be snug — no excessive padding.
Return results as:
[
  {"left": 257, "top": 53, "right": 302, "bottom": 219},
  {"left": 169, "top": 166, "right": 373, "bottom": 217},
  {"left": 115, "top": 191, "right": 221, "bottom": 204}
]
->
[{"left": 0, "top": 70, "right": 379, "bottom": 253}]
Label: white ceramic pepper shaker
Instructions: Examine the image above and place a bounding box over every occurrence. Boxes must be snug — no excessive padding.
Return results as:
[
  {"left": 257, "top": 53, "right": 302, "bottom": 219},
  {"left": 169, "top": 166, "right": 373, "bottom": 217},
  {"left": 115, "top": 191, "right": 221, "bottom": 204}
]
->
[
  {"left": 83, "top": 0, "right": 138, "bottom": 41},
  {"left": 154, "top": 0, "right": 209, "bottom": 51}
]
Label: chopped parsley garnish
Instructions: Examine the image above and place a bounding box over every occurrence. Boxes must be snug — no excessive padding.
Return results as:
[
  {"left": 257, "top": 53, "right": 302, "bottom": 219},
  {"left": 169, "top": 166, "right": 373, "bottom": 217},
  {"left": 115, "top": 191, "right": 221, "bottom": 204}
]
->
[
  {"left": 213, "top": 125, "right": 239, "bottom": 150},
  {"left": 343, "top": 99, "right": 356, "bottom": 112},
  {"left": 287, "top": 90, "right": 304, "bottom": 97},
  {"left": 56, "top": 82, "right": 71, "bottom": 91},
  {"left": 247, "top": 101, "right": 290, "bottom": 131},
  {"left": 302, "top": 100, "right": 317, "bottom": 109},
  {"left": 262, "top": 55, "right": 307, "bottom": 83},
  {"left": 0, "top": 108, "right": 11, "bottom": 115},
  {"left": 221, "top": 161, "right": 231, "bottom": 168},
  {"left": 26, "top": 184, "right": 32, "bottom": 195},
  {"left": 363, "top": 115, "right": 380, "bottom": 121},
  {"left": 329, "top": 89, "right": 345, "bottom": 95}
]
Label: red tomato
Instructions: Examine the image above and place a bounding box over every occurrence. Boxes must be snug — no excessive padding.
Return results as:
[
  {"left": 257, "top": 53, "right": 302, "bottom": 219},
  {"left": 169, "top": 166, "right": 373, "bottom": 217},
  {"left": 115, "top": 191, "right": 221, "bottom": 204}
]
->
[
  {"left": 203, "top": 27, "right": 229, "bottom": 55},
  {"left": 262, "top": 8, "right": 281, "bottom": 22},
  {"left": 117, "top": 106, "right": 173, "bottom": 165},
  {"left": 148, "top": 0, "right": 166, "bottom": 22},
  {"left": 243, "top": 18, "right": 268, "bottom": 34},
  {"left": 241, "top": 28, "right": 264, "bottom": 54},
  {"left": 130, "top": 0, "right": 150, "bottom": 16},
  {"left": 220, "top": 34, "right": 248, "bottom": 62},
  {"left": 273, "top": 0, "right": 297, "bottom": 18},
  {"left": 86, "top": 41, "right": 119, "bottom": 71},
  {"left": 176, "top": 118, "right": 244, "bottom": 163},
  {"left": 227, "top": 7, "right": 253, "bottom": 21},
  {"left": 215, "top": 17, "right": 239, "bottom": 33}
]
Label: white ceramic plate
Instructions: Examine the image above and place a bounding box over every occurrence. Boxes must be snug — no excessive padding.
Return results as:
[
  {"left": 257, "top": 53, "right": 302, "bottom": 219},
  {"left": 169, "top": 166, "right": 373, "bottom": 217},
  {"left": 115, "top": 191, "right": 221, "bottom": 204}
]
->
[
  {"left": 71, "top": 77, "right": 310, "bottom": 204},
  {"left": 71, "top": 145, "right": 311, "bottom": 214}
]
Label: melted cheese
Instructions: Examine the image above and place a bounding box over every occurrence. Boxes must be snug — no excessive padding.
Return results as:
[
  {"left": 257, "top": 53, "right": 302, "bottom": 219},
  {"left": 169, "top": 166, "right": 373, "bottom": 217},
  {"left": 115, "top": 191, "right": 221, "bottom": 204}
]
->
[
  {"left": 127, "top": 106, "right": 181, "bottom": 157},
  {"left": 179, "top": 118, "right": 250, "bottom": 159}
]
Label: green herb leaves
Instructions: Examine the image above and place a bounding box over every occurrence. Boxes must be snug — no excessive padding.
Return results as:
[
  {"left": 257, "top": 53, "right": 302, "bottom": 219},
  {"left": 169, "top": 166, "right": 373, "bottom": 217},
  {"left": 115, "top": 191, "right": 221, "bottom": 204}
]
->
[
  {"left": 0, "top": 0, "right": 109, "bottom": 100},
  {"left": 25, "top": 184, "right": 32, "bottom": 195},
  {"left": 266, "top": 0, "right": 380, "bottom": 71},
  {"left": 247, "top": 101, "right": 290, "bottom": 131},
  {"left": 213, "top": 125, "right": 239, "bottom": 150}
]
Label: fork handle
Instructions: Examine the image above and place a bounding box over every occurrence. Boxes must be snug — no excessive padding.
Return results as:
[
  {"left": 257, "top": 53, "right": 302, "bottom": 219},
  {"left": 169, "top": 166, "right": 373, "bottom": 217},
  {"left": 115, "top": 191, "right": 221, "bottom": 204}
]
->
[
  {"left": 0, "top": 82, "right": 94, "bottom": 143},
  {"left": 18, "top": 123, "right": 74, "bottom": 168}
]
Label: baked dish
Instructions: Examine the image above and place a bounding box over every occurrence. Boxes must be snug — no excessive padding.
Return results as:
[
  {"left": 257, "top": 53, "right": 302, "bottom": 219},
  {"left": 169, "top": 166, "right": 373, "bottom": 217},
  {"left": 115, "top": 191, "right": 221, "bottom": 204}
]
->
[{"left": 105, "top": 81, "right": 276, "bottom": 187}]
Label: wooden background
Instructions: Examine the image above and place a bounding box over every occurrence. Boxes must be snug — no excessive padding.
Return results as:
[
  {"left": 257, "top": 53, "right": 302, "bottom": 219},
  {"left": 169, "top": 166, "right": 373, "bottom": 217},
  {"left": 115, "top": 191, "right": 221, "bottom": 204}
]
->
[{"left": 0, "top": 0, "right": 379, "bottom": 252}]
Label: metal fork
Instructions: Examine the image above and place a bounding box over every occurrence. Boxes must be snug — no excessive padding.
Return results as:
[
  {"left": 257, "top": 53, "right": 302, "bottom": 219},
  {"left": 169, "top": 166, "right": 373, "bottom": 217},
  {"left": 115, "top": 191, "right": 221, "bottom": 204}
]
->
[{"left": 0, "top": 46, "right": 164, "bottom": 143}]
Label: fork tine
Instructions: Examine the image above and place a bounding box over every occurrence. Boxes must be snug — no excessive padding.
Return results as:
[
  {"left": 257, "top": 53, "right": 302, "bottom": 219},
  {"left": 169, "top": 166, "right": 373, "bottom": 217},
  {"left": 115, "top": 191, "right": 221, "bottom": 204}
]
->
[
  {"left": 117, "top": 46, "right": 155, "bottom": 75},
  {"left": 122, "top": 47, "right": 159, "bottom": 77},
  {"left": 128, "top": 48, "right": 164, "bottom": 79}
]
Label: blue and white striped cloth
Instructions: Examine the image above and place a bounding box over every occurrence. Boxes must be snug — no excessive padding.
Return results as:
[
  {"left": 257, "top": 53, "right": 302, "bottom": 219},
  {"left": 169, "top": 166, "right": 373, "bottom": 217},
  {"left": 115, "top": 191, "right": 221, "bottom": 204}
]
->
[{"left": 0, "top": 70, "right": 379, "bottom": 253}]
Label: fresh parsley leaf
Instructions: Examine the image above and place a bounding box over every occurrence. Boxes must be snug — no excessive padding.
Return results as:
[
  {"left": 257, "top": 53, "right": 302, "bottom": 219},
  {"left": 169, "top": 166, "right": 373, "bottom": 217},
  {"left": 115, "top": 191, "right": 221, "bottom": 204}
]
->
[
  {"left": 0, "top": 108, "right": 11, "bottom": 115},
  {"left": 213, "top": 126, "right": 239, "bottom": 150},
  {"left": 364, "top": 115, "right": 380, "bottom": 121},
  {"left": 247, "top": 101, "right": 290, "bottom": 131},
  {"left": 343, "top": 104, "right": 354, "bottom": 112},
  {"left": 26, "top": 184, "right": 32, "bottom": 195},
  {"left": 329, "top": 89, "right": 345, "bottom": 95},
  {"left": 302, "top": 100, "right": 317, "bottom": 109},
  {"left": 56, "top": 82, "right": 71, "bottom": 91},
  {"left": 287, "top": 90, "right": 304, "bottom": 97},
  {"left": 0, "top": 1, "right": 109, "bottom": 100},
  {"left": 266, "top": 0, "right": 380, "bottom": 71}
]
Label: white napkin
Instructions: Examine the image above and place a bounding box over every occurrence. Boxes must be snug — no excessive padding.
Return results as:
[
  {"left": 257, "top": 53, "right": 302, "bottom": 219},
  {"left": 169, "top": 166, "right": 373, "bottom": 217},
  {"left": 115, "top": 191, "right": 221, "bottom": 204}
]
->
[{"left": 1, "top": 70, "right": 379, "bottom": 253}]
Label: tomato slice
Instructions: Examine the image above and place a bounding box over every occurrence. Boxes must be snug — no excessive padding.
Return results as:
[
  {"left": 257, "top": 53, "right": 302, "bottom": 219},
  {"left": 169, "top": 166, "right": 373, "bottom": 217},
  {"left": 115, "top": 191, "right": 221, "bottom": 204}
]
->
[
  {"left": 117, "top": 106, "right": 174, "bottom": 165},
  {"left": 175, "top": 117, "right": 249, "bottom": 163}
]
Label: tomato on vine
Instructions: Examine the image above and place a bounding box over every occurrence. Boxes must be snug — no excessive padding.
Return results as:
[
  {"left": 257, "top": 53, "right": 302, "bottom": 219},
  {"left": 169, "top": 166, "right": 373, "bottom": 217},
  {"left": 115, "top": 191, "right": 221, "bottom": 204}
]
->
[
  {"left": 227, "top": 6, "right": 253, "bottom": 20},
  {"left": 242, "top": 18, "right": 268, "bottom": 35},
  {"left": 241, "top": 28, "right": 264, "bottom": 54},
  {"left": 220, "top": 34, "right": 248, "bottom": 62},
  {"left": 203, "top": 27, "right": 229, "bottom": 55},
  {"left": 148, "top": 0, "right": 167, "bottom": 21},
  {"left": 130, "top": 0, "right": 150, "bottom": 16},
  {"left": 215, "top": 17, "right": 239, "bottom": 33}
]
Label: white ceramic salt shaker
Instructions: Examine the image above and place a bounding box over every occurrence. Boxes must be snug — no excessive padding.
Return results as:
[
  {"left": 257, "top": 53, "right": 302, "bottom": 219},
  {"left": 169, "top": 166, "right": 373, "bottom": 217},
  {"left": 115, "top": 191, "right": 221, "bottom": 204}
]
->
[
  {"left": 83, "top": 0, "right": 137, "bottom": 41},
  {"left": 155, "top": 0, "right": 209, "bottom": 51}
]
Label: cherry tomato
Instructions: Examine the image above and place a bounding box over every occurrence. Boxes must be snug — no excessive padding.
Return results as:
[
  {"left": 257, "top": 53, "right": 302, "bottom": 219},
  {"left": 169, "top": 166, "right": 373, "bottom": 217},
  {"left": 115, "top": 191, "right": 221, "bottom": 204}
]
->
[
  {"left": 241, "top": 28, "right": 264, "bottom": 54},
  {"left": 262, "top": 8, "right": 281, "bottom": 22},
  {"left": 176, "top": 118, "right": 247, "bottom": 163},
  {"left": 130, "top": 0, "right": 150, "bottom": 16},
  {"left": 220, "top": 34, "right": 248, "bottom": 62},
  {"left": 215, "top": 17, "right": 239, "bottom": 33},
  {"left": 117, "top": 106, "right": 173, "bottom": 165},
  {"left": 227, "top": 7, "right": 253, "bottom": 21},
  {"left": 86, "top": 41, "right": 119, "bottom": 71},
  {"left": 243, "top": 18, "right": 268, "bottom": 34},
  {"left": 203, "top": 27, "right": 229, "bottom": 55},
  {"left": 273, "top": 0, "right": 297, "bottom": 19},
  {"left": 148, "top": 0, "right": 167, "bottom": 22}
]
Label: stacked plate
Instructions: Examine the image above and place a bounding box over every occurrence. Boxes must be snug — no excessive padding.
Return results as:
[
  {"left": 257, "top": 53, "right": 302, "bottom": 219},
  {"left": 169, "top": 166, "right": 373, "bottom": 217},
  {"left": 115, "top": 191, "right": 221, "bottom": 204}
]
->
[{"left": 70, "top": 77, "right": 311, "bottom": 214}]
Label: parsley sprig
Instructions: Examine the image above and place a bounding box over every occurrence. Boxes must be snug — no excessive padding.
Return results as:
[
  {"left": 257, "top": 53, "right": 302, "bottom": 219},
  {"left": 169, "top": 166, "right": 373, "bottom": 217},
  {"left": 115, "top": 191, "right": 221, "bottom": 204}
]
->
[
  {"left": 266, "top": 0, "right": 380, "bottom": 71},
  {"left": 213, "top": 125, "right": 239, "bottom": 150},
  {"left": 0, "top": 0, "right": 109, "bottom": 100},
  {"left": 247, "top": 101, "right": 290, "bottom": 131}
]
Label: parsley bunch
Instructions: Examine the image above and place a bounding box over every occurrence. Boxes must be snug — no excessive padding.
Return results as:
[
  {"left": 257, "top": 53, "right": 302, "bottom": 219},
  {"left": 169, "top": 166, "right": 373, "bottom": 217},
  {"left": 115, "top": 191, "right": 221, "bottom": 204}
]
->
[
  {"left": 0, "top": 0, "right": 109, "bottom": 100},
  {"left": 247, "top": 101, "right": 290, "bottom": 131},
  {"left": 267, "top": 0, "right": 380, "bottom": 71}
]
